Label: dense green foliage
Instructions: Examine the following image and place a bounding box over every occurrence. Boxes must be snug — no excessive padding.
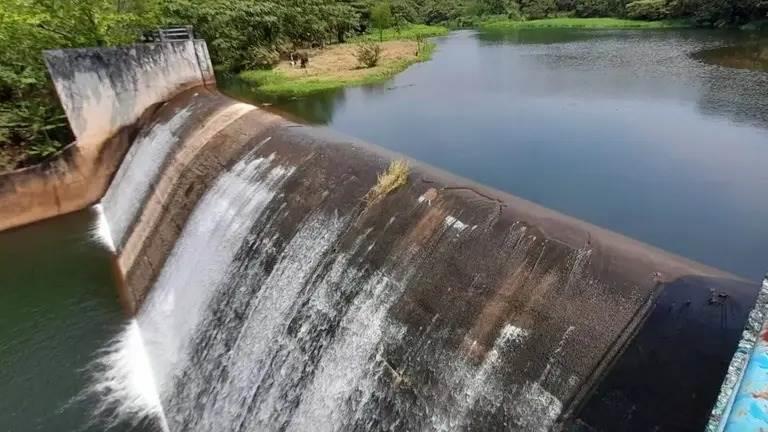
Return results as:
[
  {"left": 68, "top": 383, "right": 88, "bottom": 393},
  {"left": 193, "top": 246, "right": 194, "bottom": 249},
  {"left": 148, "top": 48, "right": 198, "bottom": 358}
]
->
[
  {"left": 0, "top": 0, "right": 366, "bottom": 169},
  {"left": 351, "top": 23, "right": 449, "bottom": 41},
  {"left": 0, "top": 0, "right": 162, "bottom": 169},
  {"left": 626, "top": 0, "right": 670, "bottom": 20},
  {"left": 0, "top": 0, "right": 765, "bottom": 169},
  {"left": 371, "top": 2, "right": 394, "bottom": 40},
  {"left": 389, "top": 0, "right": 767, "bottom": 26}
]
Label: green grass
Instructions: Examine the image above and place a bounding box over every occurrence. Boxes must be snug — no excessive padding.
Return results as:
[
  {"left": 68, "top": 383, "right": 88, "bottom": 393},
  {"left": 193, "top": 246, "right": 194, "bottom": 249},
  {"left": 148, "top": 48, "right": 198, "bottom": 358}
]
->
[
  {"left": 351, "top": 24, "right": 449, "bottom": 42},
  {"left": 480, "top": 17, "right": 690, "bottom": 30},
  {"left": 238, "top": 42, "right": 437, "bottom": 98}
]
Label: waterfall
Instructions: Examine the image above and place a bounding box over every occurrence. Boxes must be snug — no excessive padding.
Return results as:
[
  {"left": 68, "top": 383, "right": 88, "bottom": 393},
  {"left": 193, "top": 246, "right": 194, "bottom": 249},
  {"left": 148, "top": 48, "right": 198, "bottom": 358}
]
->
[
  {"left": 82, "top": 320, "right": 169, "bottom": 432},
  {"left": 86, "top": 143, "right": 578, "bottom": 431},
  {"left": 101, "top": 105, "right": 193, "bottom": 249},
  {"left": 83, "top": 207, "right": 167, "bottom": 430},
  {"left": 90, "top": 204, "right": 115, "bottom": 252}
]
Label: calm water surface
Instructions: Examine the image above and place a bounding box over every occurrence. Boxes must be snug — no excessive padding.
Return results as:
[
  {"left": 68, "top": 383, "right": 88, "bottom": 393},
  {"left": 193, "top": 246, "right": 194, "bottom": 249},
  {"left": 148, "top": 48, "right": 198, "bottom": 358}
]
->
[
  {"left": 0, "top": 209, "right": 130, "bottom": 431},
  {"left": 225, "top": 28, "right": 768, "bottom": 281}
]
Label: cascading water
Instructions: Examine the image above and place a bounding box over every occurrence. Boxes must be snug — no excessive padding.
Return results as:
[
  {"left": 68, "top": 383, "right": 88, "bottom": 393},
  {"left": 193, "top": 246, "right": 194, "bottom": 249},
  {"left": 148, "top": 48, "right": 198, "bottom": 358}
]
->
[
  {"left": 101, "top": 104, "right": 193, "bottom": 248},
  {"left": 82, "top": 320, "right": 169, "bottom": 432},
  {"left": 90, "top": 204, "right": 116, "bottom": 253},
  {"left": 88, "top": 143, "right": 575, "bottom": 431},
  {"left": 81, "top": 204, "right": 169, "bottom": 431}
]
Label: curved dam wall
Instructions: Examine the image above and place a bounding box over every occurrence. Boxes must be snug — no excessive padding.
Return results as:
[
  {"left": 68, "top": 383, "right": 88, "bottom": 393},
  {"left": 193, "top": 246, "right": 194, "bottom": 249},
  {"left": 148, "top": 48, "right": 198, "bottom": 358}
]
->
[
  {"left": 0, "top": 40, "right": 214, "bottom": 232},
  {"left": 34, "top": 42, "right": 760, "bottom": 430}
]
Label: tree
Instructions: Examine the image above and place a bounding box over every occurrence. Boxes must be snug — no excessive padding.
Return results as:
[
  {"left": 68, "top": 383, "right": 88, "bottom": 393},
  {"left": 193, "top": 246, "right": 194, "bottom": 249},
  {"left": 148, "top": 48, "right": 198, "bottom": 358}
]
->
[
  {"left": 519, "top": 0, "right": 556, "bottom": 18},
  {"left": 626, "top": 0, "right": 670, "bottom": 20},
  {"left": 326, "top": 3, "right": 359, "bottom": 43},
  {"left": 421, "top": 0, "right": 462, "bottom": 24},
  {"left": 371, "top": 2, "right": 393, "bottom": 42},
  {"left": 0, "top": 0, "right": 161, "bottom": 169}
]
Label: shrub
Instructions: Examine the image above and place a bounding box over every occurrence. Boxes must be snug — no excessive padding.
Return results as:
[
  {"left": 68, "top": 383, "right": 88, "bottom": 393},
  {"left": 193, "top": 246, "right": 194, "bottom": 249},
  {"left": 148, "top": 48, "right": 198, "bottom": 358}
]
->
[
  {"left": 520, "top": 0, "right": 557, "bottom": 19},
  {"left": 626, "top": 0, "right": 670, "bottom": 20},
  {"left": 356, "top": 42, "right": 382, "bottom": 68},
  {"left": 243, "top": 46, "right": 280, "bottom": 70},
  {"left": 507, "top": 2, "right": 524, "bottom": 20},
  {"left": 574, "top": 0, "right": 624, "bottom": 17}
]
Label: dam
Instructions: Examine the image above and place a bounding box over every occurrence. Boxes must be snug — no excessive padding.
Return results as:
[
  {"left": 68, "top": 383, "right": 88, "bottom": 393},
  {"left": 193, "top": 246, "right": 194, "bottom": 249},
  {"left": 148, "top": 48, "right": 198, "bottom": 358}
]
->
[{"left": 0, "top": 39, "right": 764, "bottom": 431}]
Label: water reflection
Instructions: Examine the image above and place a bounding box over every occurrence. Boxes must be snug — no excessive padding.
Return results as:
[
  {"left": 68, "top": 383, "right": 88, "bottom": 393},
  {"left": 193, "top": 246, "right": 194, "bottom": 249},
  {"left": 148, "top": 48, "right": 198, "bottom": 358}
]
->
[
  {"left": 694, "top": 41, "right": 768, "bottom": 72},
  {"left": 477, "top": 27, "right": 604, "bottom": 44},
  {"left": 220, "top": 29, "right": 768, "bottom": 280},
  {"left": 220, "top": 76, "right": 347, "bottom": 125}
]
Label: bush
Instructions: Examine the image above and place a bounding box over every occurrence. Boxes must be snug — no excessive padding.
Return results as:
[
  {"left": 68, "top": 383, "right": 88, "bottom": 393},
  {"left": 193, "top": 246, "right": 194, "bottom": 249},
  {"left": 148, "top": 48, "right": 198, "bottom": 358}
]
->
[
  {"left": 574, "top": 0, "right": 624, "bottom": 16},
  {"left": 242, "top": 46, "right": 280, "bottom": 70},
  {"left": 507, "top": 2, "right": 524, "bottom": 20},
  {"left": 626, "top": 0, "right": 670, "bottom": 19},
  {"left": 356, "top": 42, "right": 382, "bottom": 68},
  {"left": 520, "top": 0, "right": 557, "bottom": 19}
]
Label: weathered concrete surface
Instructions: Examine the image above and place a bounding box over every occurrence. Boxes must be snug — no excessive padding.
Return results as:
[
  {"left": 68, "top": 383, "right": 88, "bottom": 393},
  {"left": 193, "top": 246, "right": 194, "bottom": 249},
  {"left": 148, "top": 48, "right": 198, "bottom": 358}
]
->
[
  {"left": 44, "top": 41, "right": 214, "bottom": 149},
  {"left": 707, "top": 276, "right": 768, "bottom": 431},
  {"left": 110, "top": 89, "right": 270, "bottom": 312},
  {"left": 0, "top": 41, "right": 214, "bottom": 232},
  {"left": 110, "top": 91, "right": 757, "bottom": 430},
  {"left": 0, "top": 107, "right": 154, "bottom": 232},
  {"left": 101, "top": 88, "right": 254, "bottom": 250}
]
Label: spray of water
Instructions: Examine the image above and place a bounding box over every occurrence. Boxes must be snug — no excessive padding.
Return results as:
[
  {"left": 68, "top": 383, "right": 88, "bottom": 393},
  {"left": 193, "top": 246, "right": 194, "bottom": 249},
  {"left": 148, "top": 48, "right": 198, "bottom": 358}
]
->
[
  {"left": 79, "top": 320, "right": 169, "bottom": 432},
  {"left": 90, "top": 204, "right": 116, "bottom": 252}
]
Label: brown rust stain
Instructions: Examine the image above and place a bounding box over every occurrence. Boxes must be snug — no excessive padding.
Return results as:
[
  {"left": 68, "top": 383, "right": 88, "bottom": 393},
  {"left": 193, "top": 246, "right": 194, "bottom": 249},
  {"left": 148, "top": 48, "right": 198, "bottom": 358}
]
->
[{"left": 397, "top": 204, "right": 449, "bottom": 256}]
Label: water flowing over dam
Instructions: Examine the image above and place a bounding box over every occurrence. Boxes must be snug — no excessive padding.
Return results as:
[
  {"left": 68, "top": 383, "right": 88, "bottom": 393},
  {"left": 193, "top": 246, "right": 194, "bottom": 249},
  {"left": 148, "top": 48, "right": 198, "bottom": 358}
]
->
[{"left": 6, "top": 40, "right": 759, "bottom": 430}]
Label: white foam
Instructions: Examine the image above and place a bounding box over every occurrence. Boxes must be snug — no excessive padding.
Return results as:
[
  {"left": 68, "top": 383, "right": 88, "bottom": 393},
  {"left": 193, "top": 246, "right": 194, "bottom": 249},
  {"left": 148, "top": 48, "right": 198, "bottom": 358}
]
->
[
  {"left": 90, "top": 204, "right": 115, "bottom": 252},
  {"left": 102, "top": 106, "right": 192, "bottom": 246},
  {"left": 138, "top": 154, "right": 293, "bottom": 395},
  {"left": 444, "top": 215, "right": 468, "bottom": 231},
  {"left": 87, "top": 151, "right": 293, "bottom": 429},
  {"left": 82, "top": 320, "right": 169, "bottom": 431}
]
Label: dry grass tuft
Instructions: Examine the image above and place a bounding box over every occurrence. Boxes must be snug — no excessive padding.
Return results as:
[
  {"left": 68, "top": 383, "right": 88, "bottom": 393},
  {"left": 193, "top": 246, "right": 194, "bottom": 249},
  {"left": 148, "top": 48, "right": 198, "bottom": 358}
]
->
[{"left": 365, "top": 159, "right": 410, "bottom": 205}]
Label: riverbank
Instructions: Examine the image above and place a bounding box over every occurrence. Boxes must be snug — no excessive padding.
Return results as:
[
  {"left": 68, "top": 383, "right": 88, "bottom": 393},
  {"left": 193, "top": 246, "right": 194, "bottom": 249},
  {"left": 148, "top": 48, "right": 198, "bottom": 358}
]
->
[
  {"left": 480, "top": 17, "right": 690, "bottom": 30},
  {"left": 236, "top": 25, "right": 447, "bottom": 98}
]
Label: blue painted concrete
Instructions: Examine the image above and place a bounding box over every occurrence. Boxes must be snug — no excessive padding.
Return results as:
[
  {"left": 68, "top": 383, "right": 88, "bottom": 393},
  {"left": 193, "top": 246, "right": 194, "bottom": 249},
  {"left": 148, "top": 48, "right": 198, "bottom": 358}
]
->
[{"left": 717, "top": 277, "right": 768, "bottom": 431}]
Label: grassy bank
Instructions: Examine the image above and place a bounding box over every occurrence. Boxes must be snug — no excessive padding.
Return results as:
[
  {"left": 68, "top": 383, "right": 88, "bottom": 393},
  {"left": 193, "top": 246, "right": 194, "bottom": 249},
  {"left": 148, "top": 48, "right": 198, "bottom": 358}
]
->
[
  {"left": 480, "top": 17, "right": 690, "bottom": 30},
  {"left": 351, "top": 24, "right": 449, "bottom": 42},
  {"left": 237, "top": 26, "right": 445, "bottom": 98},
  {"left": 239, "top": 42, "right": 435, "bottom": 97}
]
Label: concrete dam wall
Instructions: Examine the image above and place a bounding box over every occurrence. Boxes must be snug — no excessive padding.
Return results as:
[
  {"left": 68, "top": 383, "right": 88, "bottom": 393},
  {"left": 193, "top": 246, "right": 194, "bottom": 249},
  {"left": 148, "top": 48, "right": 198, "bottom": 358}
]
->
[
  {"left": 26, "top": 41, "right": 760, "bottom": 430},
  {"left": 0, "top": 40, "right": 214, "bottom": 232}
]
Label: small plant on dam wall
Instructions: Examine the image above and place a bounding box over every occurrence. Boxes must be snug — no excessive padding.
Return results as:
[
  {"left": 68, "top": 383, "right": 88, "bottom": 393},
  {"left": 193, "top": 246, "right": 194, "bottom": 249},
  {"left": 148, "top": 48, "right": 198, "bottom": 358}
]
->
[{"left": 365, "top": 159, "right": 410, "bottom": 205}]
